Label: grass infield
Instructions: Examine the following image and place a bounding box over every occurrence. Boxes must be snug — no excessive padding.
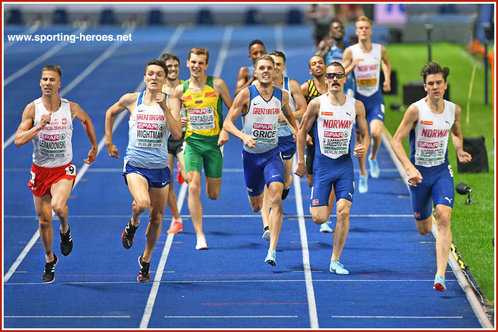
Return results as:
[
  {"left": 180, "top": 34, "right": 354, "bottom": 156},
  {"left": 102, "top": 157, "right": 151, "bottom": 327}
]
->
[{"left": 382, "top": 42, "right": 495, "bottom": 303}]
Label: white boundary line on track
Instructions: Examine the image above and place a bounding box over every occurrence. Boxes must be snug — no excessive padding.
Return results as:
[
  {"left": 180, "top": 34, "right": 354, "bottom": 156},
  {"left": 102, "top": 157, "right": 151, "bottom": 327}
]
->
[
  {"left": 332, "top": 315, "right": 463, "bottom": 319},
  {"left": 4, "top": 315, "right": 130, "bottom": 319},
  {"left": 4, "top": 23, "right": 40, "bottom": 49},
  {"left": 164, "top": 315, "right": 298, "bottom": 319},
  {"left": 381, "top": 131, "right": 493, "bottom": 329},
  {"left": 138, "top": 24, "right": 187, "bottom": 329}
]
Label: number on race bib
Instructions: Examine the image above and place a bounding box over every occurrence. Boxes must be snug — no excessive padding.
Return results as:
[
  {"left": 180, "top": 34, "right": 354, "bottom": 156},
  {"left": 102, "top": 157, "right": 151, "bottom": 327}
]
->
[{"left": 65, "top": 164, "right": 76, "bottom": 176}]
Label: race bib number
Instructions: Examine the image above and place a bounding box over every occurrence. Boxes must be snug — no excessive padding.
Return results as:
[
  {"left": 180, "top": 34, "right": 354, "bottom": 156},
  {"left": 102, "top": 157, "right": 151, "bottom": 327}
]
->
[
  {"left": 252, "top": 122, "right": 278, "bottom": 144},
  {"left": 357, "top": 78, "right": 377, "bottom": 87},
  {"left": 321, "top": 130, "right": 350, "bottom": 158},
  {"left": 65, "top": 164, "right": 77, "bottom": 176},
  {"left": 189, "top": 107, "right": 215, "bottom": 130}
]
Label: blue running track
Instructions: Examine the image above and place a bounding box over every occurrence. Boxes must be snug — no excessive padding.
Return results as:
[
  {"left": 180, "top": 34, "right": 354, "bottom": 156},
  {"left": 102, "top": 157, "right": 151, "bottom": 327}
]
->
[{"left": 3, "top": 25, "right": 489, "bottom": 329}]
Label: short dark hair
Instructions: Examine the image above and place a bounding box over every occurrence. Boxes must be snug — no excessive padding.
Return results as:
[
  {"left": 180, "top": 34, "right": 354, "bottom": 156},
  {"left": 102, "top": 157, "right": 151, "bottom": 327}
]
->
[
  {"left": 254, "top": 54, "right": 275, "bottom": 68},
  {"left": 268, "top": 50, "right": 286, "bottom": 64},
  {"left": 309, "top": 55, "right": 325, "bottom": 69},
  {"left": 160, "top": 52, "right": 179, "bottom": 64},
  {"left": 42, "top": 65, "right": 61, "bottom": 78},
  {"left": 330, "top": 19, "right": 344, "bottom": 27},
  {"left": 420, "top": 62, "right": 450, "bottom": 83},
  {"left": 144, "top": 59, "right": 168, "bottom": 76},
  {"left": 249, "top": 39, "right": 265, "bottom": 51},
  {"left": 327, "top": 61, "right": 345, "bottom": 72}
]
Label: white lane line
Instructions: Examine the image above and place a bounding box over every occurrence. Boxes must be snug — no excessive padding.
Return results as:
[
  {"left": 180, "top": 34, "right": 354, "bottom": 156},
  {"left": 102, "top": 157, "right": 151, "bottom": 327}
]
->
[
  {"left": 275, "top": 25, "right": 317, "bottom": 328},
  {"left": 139, "top": 182, "right": 187, "bottom": 329},
  {"left": 332, "top": 315, "right": 463, "bottom": 319},
  {"left": 139, "top": 24, "right": 186, "bottom": 329},
  {"left": 164, "top": 315, "right": 298, "bottom": 319},
  {"left": 4, "top": 27, "right": 87, "bottom": 86},
  {"left": 5, "top": 279, "right": 442, "bottom": 286},
  {"left": 5, "top": 315, "right": 130, "bottom": 319},
  {"left": 4, "top": 23, "right": 40, "bottom": 49},
  {"left": 293, "top": 159, "right": 319, "bottom": 329},
  {"left": 213, "top": 25, "right": 233, "bottom": 78}
]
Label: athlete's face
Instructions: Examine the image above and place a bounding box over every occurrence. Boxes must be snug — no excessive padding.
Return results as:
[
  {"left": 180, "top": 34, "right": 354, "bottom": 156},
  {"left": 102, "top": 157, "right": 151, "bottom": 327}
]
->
[
  {"left": 325, "top": 65, "right": 346, "bottom": 93},
  {"left": 40, "top": 70, "right": 61, "bottom": 96},
  {"left": 309, "top": 56, "right": 326, "bottom": 78},
  {"left": 249, "top": 43, "right": 266, "bottom": 63},
  {"left": 144, "top": 65, "right": 166, "bottom": 90},
  {"left": 424, "top": 73, "right": 447, "bottom": 100},
  {"left": 330, "top": 22, "right": 345, "bottom": 40},
  {"left": 355, "top": 21, "right": 372, "bottom": 42},
  {"left": 270, "top": 55, "right": 285, "bottom": 80},
  {"left": 255, "top": 59, "right": 274, "bottom": 84},
  {"left": 187, "top": 53, "right": 208, "bottom": 78},
  {"left": 165, "top": 59, "right": 180, "bottom": 81}
]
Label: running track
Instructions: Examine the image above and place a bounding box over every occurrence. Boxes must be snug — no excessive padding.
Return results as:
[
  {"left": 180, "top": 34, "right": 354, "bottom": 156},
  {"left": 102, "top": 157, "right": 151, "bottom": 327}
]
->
[{"left": 3, "top": 24, "right": 490, "bottom": 329}]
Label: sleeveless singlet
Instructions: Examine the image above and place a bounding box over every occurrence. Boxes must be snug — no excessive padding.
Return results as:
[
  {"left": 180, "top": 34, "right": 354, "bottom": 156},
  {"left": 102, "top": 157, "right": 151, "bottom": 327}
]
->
[
  {"left": 32, "top": 97, "right": 73, "bottom": 167},
  {"left": 409, "top": 98, "right": 455, "bottom": 167},
  {"left": 125, "top": 91, "right": 170, "bottom": 169},
  {"left": 242, "top": 85, "right": 282, "bottom": 154},
  {"left": 350, "top": 43, "right": 382, "bottom": 97}
]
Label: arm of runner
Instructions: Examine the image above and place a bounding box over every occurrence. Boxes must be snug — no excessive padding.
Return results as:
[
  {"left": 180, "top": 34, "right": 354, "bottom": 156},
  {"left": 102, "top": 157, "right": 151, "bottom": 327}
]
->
[
  {"left": 295, "top": 98, "right": 319, "bottom": 177},
  {"left": 290, "top": 79, "right": 307, "bottom": 120},
  {"left": 71, "top": 102, "right": 98, "bottom": 164},
  {"left": 234, "top": 67, "right": 253, "bottom": 97},
  {"left": 14, "top": 102, "right": 45, "bottom": 147},
  {"left": 381, "top": 44, "right": 391, "bottom": 92},
  {"left": 342, "top": 47, "right": 357, "bottom": 77},
  {"left": 390, "top": 104, "right": 423, "bottom": 186},
  {"left": 157, "top": 93, "right": 182, "bottom": 140},
  {"left": 353, "top": 100, "right": 370, "bottom": 158},
  {"left": 215, "top": 77, "right": 233, "bottom": 146},
  {"left": 105, "top": 93, "right": 136, "bottom": 159},
  {"left": 451, "top": 104, "right": 472, "bottom": 163},
  {"left": 223, "top": 88, "right": 255, "bottom": 148}
]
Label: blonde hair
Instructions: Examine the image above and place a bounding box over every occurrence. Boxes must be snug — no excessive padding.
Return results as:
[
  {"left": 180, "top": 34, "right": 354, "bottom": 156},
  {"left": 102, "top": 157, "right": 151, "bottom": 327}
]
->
[
  {"left": 42, "top": 65, "right": 61, "bottom": 78},
  {"left": 188, "top": 47, "right": 210, "bottom": 64},
  {"left": 356, "top": 15, "right": 371, "bottom": 26}
]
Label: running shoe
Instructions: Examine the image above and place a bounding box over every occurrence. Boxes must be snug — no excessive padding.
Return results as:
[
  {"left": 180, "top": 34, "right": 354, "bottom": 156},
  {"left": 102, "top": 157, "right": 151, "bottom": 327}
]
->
[
  {"left": 167, "top": 219, "right": 183, "bottom": 234},
  {"left": 177, "top": 161, "right": 185, "bottom": 184},
  {"left": 262, "top": 226, "right": 270, "bottom": 241},
  {"left": 42, "top": 254, "right": 58, "bottom": 284},
  {"left": 358, "top": 174, "right": 368, "bottom": 194},
  {"left": 320, "top": 220, "right": 333, "bottom": 233},
  {"left": 122, "top": 221, "right": 137, "bottom": 249},
  {"left": 265, "top": 249, "right": 277, "bottom": 266},
  {"left": 329, "top": 260, "right": 349, "bottom": 275},
  {"left": 137, "top": 255, "right": 150, "bottom": 282},
  {"left": 433, "top": 275, "right": 446, "bottom": 291},
  {"left": 60, "top": 227, "right": 73, "bottom": 256},
  {"left": 195, "top": 236, "right": 208, "bottom": 250},
  {"left": 281, "top": 186, "right": 290, "bottom": 200},
  {"left": 369, "top": 158, "right": 380, "bottom": 178}
]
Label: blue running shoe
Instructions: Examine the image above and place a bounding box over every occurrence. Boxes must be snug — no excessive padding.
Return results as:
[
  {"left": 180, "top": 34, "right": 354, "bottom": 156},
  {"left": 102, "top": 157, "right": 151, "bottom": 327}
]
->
[
  {"left": 329, "top": 260, "right": 349, "bottom": 275},
  {"left": 369, "top": 158, "right": 380, "bottom": 178},
  {"left": 433, "top": 275, "right": 446, "bottom": 291},
  {"left": 358, "top": 174, "right": 368, "bottom": 194},
  {"left": 265, "top": 250, "right": 276, "bottom": 266},
  {"left": 320, "top": 220, "right": 333, "bottom": 233}
]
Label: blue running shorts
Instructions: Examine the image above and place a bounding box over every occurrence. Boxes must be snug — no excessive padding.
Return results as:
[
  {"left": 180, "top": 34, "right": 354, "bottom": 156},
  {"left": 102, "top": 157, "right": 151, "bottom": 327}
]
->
[{"left": 242, "top": 148, "right": 284, "bottom": 197}]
